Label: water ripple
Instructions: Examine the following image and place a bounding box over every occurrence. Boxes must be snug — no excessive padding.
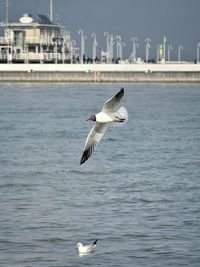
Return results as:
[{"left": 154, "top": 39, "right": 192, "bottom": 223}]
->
[{"left": 0, "top": 83, "right": 200, "bottom": 267}]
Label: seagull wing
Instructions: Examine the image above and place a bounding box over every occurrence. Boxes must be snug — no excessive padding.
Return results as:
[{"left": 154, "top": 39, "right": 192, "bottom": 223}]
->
[
  {"left": 102, "top": 88, "right": 124, "bottom": 113},
  {"left": 84, "top": 240, "right": 97, "bottom": 252},
  {"left": 80, "top": 122, "right": 108, "bottom": 165}
]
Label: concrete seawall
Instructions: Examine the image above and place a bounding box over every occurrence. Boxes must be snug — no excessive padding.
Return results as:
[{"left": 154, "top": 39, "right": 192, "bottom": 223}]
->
[{"left": 1, "top": 63, "right": 200, "bottom": 82}]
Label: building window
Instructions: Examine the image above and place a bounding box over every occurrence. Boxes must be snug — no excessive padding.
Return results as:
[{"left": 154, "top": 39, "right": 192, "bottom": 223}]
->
[{"left": 14, "top": 31, "right": 25, "bottom": 47}]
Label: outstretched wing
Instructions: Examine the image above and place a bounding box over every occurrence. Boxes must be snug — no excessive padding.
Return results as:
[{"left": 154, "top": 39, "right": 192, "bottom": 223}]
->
[
  {"left": 102, "top": 88, "right": 124, "bottom": 113},
  {"left": 80, "top": 122, "right": 108, "bottom": 165}
]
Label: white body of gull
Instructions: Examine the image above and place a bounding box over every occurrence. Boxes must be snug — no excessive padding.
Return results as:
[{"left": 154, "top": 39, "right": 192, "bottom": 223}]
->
[
  {"left": 80, "top": 88, "right": 128, "bottom": 165},
  {"left": 76, "top": 240, "right": 97, "bottom": 255}
]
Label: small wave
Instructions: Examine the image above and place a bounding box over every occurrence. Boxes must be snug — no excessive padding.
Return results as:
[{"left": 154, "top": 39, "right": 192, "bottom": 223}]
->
[
  {"left": 122, "top": 233, "right": 149, "bottom": 239},
  {"left": 0, "top": 183, "right": 17, "bottom": 189},
  {"left": 0, "top": 183, "right": 35, "bottom": 189},
  {"left": 68, "top": 169, "right": 83, "bottom": 175},
  {"left": 38, "top": 238, "right": 67, "bottom": 244},
  {"left": 69, "top": 168, "right": 108, "bottom": 176}
]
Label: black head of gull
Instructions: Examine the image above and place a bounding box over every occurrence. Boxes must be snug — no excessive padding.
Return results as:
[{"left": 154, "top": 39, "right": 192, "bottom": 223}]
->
[{"left": 87, "top": 114, "right": 96, "bottom": 121}]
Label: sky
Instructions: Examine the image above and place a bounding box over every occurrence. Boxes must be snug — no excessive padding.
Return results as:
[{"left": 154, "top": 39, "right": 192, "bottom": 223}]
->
[{"left": 0, "top": 0, "right": 200, "bottom": 61}]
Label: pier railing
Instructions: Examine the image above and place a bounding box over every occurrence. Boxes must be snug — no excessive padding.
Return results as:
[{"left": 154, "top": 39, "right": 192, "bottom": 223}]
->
[
  {"left": 0, "top": 36, "right": 67, "bottom": 45},
  {"left": 0, "top": 52, "right": 67, "bottom": 63}
]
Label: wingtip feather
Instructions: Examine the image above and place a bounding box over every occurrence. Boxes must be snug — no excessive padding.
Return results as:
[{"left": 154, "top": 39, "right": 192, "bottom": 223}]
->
[{"left": 80, "top": 146, "right": 94, "bottom": 165}]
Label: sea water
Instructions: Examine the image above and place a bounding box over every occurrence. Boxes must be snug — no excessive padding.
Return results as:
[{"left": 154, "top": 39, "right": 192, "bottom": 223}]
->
[{"left": 0, "top": 83, "right": 200, "bottom": 267}]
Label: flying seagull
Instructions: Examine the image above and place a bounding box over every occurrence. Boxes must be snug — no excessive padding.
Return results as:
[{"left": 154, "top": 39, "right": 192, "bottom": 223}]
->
[
  {"left": 76, "top": 240, "right": 97, "bottom": 255},
  {"left": 80, "top": 87, "right": 128, "bottom": 165}
]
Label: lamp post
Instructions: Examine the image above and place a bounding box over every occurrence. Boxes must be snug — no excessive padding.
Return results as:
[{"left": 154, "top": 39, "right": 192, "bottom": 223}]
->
[
  {"left": 55, "top": 40, "right": 58, "bottom": 64},
  {"left": 5, "top": 0, "right": 9, "bottom": 63},
  {"left": 167, "top": 45, "right": 173, "bottom": 62},
  {"left": 178, "top": 45, "right": 183, "bottom": 62},
  {"left": 131, "top": 37, "right": 139, "bottom": 63},
  {"left": 62, "top": 32, "right": 65, "bottom": 64},
  {"left": 50, "top": 0, "right": 53, "bottom": 21},
  {"left": 157, "top": 44, "right": 161, "bottom": 62},
  {"left": 40, "top": 42, "right": 43, "bottom": 64},
  {"left": 104, "top": 32, "right": 115, "bottom": 63},
  {"left": 104, "top": 32, "right": 109, "bottom": 57},
  {"left": 115, "top": 35, "right": 121, "bottom": 59},
  {"left": 108, "top": 34, "right": 114, "bottom": 63},
  {"left": 70, "top": 40, "right": 76, "bottom": 64},
  {"left": 163, "top": 36, "right": 167, "bottom": 62},
  {"left": 78, "top": 29, "right": 87, "bottom": 64},
  {"left": 197, "top": 42, "right": 200, "bottom": 63},
  {"left": 145, "top": 38, "right": 151, "bottom": 63},
  {"left": 91, "top": 33, "right": 98, "bottom": 63},
  {"left": 119, "top": 42, "right": 126, "bottom": 61}
]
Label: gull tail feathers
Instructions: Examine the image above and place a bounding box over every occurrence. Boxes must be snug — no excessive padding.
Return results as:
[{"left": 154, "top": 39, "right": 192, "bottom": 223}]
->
[
  {"left": 93, "top": 240, "right": 97, "bottom": 245},
  {"left": 113, "top": 106, "right": 128, "bottom": 126}
]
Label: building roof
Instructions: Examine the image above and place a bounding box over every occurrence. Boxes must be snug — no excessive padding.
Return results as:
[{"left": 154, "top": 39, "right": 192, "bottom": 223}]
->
[
  {"left": 31, "top": 14, "right": 54, "bottom": 25},
  {"left": 5, "top": 14, "right": 63, "bottom": 28}
]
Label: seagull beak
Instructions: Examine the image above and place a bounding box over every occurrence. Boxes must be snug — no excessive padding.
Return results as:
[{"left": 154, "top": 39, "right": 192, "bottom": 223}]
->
[{"left": 87, "top": 115, "right": 93, "bottom": 121}]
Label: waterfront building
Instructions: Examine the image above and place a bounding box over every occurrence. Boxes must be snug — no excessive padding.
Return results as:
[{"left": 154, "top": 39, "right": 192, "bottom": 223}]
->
[{"left": 0, "top": 13, "right": 76, "bottom": 63}]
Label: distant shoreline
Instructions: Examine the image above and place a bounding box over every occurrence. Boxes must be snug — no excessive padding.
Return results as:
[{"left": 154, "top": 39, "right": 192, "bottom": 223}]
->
[{"left": 1, "top": 63, "right": 200, "bottom": 83}]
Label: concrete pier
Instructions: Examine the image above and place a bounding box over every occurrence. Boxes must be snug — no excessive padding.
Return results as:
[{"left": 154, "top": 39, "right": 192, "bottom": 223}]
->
[{"left": 0, "top": 63, "right": 200, "bottom": 82}]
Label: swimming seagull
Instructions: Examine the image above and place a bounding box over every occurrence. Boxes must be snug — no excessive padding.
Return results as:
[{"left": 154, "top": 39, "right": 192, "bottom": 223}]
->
[
  {"left": 76, "top": 240, "right": 97, "bottom": 255},
  {"left": 80, "top": 87, "right": 128, "bottom": 165}
]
